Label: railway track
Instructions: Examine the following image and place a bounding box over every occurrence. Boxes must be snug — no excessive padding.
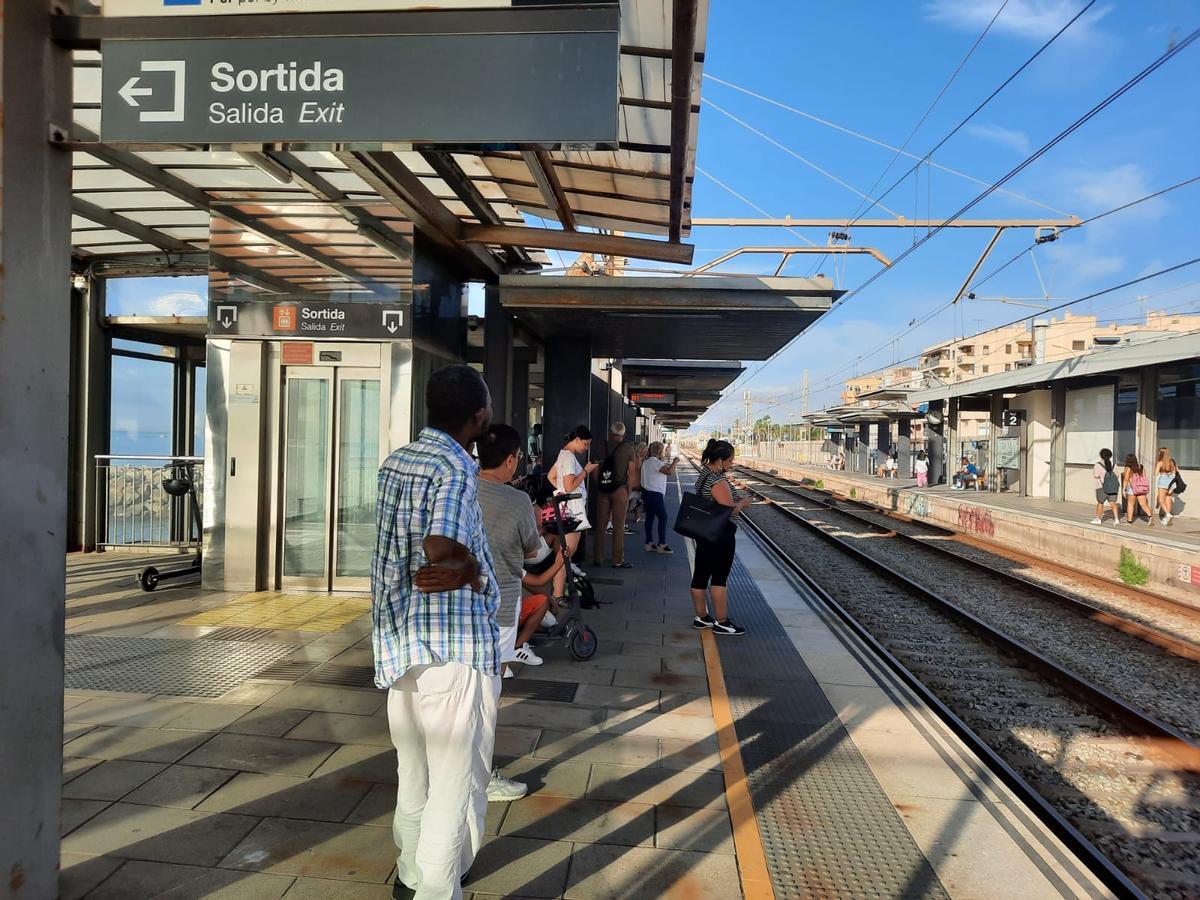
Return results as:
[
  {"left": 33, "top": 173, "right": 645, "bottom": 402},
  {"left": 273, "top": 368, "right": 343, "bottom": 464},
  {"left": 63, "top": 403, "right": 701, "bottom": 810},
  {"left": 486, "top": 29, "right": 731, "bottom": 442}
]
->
[{"left": 679, "top": 457, "right": 1200, "bottom": 898}]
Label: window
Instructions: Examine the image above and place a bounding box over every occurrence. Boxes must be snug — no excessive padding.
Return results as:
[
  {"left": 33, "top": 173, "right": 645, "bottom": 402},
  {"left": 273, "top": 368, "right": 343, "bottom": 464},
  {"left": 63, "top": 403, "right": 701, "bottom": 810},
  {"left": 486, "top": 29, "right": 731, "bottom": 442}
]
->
[
  {"left": 106, "top": 276, "right": 207, "bottom": 317},
  {"left": 1066, "top": 384, "right": 1116, "bottom": 464},
  {"left": 1115, "top": 382, "right": 1137, "bottom": 461},
  {"left": 1005, "top": 363, "right": 1012, "bottom": 371},
  {"left": 982, "top": 345, "right": 990, "bottom": 353},
  {"left": 1072, "top": 340, "right": 1086, "bottom": 351},
  {"left": 1159, "top": 364, "right": 1200, "bottom": 468},
  {"left": 110, "top": 347, "right": 174, "bottom": 457},
  {"left": 1005, "top": 344, "right": 1012, "bottom": 354},
  {"left": 982, "top": 365, "right": 990, "bottom": 373}
]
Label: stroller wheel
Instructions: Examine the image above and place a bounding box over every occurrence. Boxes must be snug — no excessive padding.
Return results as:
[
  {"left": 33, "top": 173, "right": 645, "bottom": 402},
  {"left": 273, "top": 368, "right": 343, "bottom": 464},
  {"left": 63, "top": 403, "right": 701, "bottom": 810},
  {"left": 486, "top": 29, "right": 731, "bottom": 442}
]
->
[{"left": 570, "top": 624, "right": 599, "bottom": 661}]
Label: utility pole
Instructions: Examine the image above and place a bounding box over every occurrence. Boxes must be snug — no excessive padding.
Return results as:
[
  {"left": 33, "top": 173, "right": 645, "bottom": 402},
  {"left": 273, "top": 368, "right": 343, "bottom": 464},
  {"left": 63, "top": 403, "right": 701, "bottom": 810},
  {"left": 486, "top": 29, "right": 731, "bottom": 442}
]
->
[
  {"left": 743, "top": 390, "right": 752, "bottom": 444},
  {"left": 801, "top": 370, "right": 810, "bottom": 416}
]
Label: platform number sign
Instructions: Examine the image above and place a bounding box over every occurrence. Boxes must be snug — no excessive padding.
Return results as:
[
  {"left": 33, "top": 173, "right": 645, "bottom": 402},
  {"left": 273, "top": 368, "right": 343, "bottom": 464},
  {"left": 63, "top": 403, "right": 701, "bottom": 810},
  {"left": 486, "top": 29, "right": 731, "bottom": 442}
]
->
[{"left": 1001, "top": 409, "right": 1024, "bottom": 427}]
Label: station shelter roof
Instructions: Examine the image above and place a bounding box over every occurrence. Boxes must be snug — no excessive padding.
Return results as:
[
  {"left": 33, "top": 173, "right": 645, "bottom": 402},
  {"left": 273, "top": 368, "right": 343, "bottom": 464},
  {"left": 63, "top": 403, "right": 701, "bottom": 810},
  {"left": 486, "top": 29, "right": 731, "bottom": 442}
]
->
[
  {"left": 498, "top": 274, "right": 838, "bottom": 360},
  {"left": 908, "top": 331, "right": 1200, "bottom": 405},
  {"left": 622, "top": 359, "right": 745, "bottom": 393},
  {"left": 65, "top": 1, "right": 713, "bottom": 287}
]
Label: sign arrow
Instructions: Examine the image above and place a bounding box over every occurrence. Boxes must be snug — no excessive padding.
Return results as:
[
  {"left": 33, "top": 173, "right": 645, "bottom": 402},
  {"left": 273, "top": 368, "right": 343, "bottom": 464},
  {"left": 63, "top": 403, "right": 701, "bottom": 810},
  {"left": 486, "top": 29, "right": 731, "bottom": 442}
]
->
[
  {"left": 119, "top": 76, "right": 153, "bottom": 108},
  {"left": 216, "top": 305, "right": 238, "bottom": 329},
  {"left": 382, "top": 310, "right": 403, "bottom": 334}
]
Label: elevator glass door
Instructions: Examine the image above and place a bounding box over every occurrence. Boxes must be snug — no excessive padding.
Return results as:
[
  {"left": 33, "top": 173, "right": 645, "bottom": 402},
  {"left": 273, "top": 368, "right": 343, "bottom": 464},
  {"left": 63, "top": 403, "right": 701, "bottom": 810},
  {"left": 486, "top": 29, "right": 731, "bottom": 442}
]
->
[{"left": 281, "top": 366, "right": 383, "bottom": 591}]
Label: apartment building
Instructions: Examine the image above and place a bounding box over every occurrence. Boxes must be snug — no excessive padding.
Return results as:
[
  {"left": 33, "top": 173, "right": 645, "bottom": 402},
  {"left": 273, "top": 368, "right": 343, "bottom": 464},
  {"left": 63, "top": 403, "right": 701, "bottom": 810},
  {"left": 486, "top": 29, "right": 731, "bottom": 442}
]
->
[{"left": 841, "top": 366, "right": 921, "bottom": 405}]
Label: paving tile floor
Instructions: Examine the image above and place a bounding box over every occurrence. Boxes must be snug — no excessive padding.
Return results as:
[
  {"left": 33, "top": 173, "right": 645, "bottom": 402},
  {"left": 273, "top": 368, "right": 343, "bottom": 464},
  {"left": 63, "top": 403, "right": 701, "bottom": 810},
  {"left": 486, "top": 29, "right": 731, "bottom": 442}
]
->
[{"left": 60, "top": 543, "right": 739, "bottom": 899}]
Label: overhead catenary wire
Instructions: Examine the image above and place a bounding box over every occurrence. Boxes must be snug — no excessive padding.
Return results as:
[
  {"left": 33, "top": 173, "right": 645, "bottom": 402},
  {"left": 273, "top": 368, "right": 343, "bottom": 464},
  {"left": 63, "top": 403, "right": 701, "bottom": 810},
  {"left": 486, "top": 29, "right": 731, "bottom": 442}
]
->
[
  {"left": 717, "top": 26, "right": 1200, "bottom": 406},
  {"left": 847, "top": 0, "right": 1009, "bottom": 223},
  {"left": 802, "top": 174, "right": 1200, "bottom": 394},
  {"left": 844, "top": 0, "right": 1099, "bottom": 231},
  {"left": 701, "top": 73, "right": 1076, "bottom": 219},
  {"left": 695, "top": 166, "right": 817, "bottom": 247},
  {"left": 710, "top": 258, "right": 1200, "bottom": 425},
  {"left": 702, "top": 99, "right": 905, "bottom": 217}
]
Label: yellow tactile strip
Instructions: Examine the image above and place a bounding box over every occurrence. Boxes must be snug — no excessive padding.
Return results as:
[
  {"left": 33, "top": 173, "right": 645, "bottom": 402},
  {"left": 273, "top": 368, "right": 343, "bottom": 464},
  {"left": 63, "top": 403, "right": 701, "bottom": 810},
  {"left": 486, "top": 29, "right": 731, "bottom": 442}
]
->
[{"left": 183, "top": 592, "right": 371, "bottom": 632}]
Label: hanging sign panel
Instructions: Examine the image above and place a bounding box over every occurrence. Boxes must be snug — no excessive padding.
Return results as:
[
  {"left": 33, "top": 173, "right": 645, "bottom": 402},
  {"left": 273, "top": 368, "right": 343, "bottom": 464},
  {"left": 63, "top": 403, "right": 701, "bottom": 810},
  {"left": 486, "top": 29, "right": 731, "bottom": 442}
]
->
[
  {"left": 209, "top": 299, "right": 412, "bottom": 340},
  {"left": 101, "top": 31, "right": 619, "bottom": 144},
  {"left": 103, "top": 1, "right": 515, "bottom": 15}
]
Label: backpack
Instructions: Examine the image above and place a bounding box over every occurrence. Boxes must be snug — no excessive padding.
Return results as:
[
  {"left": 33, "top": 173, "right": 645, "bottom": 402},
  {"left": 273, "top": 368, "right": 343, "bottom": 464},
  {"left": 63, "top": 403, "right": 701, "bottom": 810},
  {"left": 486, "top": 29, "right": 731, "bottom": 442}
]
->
[
  {"left": 1102, "top": 468, "right": 1120, "bottom": 496},
  {"left": 1131, "top": 472, "right": 1150, "bottom": 496},
  {"left": 597, "top": 452, "right": 620, "bottom": 494}
]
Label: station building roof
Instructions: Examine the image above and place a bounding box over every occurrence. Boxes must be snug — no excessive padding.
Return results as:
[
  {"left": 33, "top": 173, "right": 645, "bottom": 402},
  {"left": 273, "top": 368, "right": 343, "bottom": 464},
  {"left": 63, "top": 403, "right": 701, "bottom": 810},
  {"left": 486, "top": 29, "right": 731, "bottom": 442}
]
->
[
  {"left": 908, "top": 330, "right": 1200, "bottom": 405},
  {"left": 65, "top": 1, "right": 712, "bottom": 284},
  {"left": 622, "top": 359, "right": 745, "bottom": 393},
  {"left": 498, "top": 274, "right": 838, "bottom": 360}
]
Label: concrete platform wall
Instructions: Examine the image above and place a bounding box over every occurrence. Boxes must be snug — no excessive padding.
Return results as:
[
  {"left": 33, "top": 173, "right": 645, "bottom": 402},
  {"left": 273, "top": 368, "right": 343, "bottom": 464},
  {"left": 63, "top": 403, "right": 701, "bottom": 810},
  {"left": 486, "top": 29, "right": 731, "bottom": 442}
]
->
[{"left": 741, "top": 460, "right": 1200, "bottom": 611}]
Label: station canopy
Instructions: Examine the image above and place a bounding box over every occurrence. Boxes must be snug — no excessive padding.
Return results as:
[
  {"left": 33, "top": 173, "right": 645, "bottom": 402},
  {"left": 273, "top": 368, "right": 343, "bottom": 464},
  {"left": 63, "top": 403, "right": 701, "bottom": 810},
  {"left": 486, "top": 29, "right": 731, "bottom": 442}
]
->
[
  {"left": 618, "top": 358, "right": 742, "bottom": 422},
  {"left": 65, "top": 1, "right": 712, "bottom": 283}
]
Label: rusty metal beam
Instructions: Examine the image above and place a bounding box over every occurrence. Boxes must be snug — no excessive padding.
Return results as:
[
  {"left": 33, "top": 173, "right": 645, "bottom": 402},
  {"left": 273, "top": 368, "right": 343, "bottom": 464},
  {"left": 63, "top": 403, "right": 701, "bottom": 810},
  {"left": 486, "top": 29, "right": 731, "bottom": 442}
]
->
[
  {"left": 463, "top": 224, "right": 694, "bottom": 265},
  {"left": 668, "top": 0, "right": 699, "bottom": 244},
  {"left": 422, "top": 151, "right": 534, "bottom": 267},
  {"left": 72, "top": 198, "right": 197, "bottom": 255},
  {"left": 692, "top": 216, "right": 1082, "bottom": 228},
  {"left": 689, "top": 246, "right": 893, "bottom": 275},
  {"left": 521, "top": 150, "right": 576, "bottom": 231},
  {"left": 337, "top": 151, "right": 501, "bottom": 278}
]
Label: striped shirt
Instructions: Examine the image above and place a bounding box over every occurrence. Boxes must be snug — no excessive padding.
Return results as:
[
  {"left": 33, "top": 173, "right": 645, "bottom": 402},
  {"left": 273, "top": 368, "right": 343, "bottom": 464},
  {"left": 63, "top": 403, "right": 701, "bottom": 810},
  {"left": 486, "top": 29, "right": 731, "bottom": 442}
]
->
[{"left": 371, "top": 427, "right": 501, "bottom": 688}]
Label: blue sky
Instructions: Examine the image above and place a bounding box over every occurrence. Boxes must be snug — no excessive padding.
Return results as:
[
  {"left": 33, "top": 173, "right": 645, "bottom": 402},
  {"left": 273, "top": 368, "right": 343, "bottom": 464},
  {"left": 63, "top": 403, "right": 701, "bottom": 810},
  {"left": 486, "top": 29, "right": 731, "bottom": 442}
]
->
[
  {"left": 105, "top": 1, "right": 1200, "bottom": 438},
  {"left": 682, "top": 0, "right": 1200, "bottom": 429}
]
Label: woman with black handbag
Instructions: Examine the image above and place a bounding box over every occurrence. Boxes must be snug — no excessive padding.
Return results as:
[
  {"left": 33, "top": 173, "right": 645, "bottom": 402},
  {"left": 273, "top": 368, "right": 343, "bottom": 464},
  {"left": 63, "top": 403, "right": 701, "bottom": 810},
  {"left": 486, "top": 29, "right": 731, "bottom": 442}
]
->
[{"left": 690, "top": 439, "right": 751, "bottom": 635}]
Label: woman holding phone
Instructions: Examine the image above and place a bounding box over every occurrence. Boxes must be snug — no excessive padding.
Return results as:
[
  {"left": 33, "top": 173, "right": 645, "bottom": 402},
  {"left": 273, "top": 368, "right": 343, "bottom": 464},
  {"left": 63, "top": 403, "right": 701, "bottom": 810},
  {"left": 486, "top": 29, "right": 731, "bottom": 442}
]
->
[{"left": 548, "top": 425, "right": 597, "bottom": 599}]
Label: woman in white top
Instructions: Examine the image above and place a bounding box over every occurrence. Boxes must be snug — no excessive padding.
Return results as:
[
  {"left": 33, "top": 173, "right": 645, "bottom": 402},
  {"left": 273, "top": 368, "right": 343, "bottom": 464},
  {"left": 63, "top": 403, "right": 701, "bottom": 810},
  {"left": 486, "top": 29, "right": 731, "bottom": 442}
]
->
[
  {"left": 914, "top": 450, "right": 929, "bottom": 487},
  {"left": 1091, "top": 448, "right": 1121, "bottom": 526},
  {"left": 640, "top": 442, "right": 678, "bottom": 554},
  {"left": 548, "top": 425, "right": 597, "bottom": 598}
]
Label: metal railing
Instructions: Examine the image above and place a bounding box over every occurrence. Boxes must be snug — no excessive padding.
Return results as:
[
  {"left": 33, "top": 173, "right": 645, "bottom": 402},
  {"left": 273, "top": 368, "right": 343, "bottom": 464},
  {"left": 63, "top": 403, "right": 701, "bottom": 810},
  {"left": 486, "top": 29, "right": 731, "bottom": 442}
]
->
[{"left": 95, "top": 455, "right": 203, "bottom": 550}]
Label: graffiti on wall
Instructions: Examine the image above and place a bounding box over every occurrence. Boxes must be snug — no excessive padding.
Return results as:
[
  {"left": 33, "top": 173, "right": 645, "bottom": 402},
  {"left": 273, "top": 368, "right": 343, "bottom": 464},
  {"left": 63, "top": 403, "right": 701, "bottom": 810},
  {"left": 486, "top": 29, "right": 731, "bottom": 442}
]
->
[
  {"left": 958, "top": 505, "right": 995, "bottom": 537},
  {"left": 904, "top": 493, "right": 931, "bottom": 519}
]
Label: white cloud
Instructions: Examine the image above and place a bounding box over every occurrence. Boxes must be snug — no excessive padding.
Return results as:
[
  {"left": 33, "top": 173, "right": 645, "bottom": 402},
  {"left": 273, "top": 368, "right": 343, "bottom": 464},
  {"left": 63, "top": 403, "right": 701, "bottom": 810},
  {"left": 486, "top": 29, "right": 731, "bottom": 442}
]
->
[
  {"left": 924, "top": 0, "right": 1113, "bottom": 43},
  {"left": 1066, "top": 162, "right": 1166, "bottom": 222},
  {"left": 145, "top": 290, "right": 206, "bottom": 316},
  {"left": 966, "top": 123, "right": 1032, "bottom": 154}
]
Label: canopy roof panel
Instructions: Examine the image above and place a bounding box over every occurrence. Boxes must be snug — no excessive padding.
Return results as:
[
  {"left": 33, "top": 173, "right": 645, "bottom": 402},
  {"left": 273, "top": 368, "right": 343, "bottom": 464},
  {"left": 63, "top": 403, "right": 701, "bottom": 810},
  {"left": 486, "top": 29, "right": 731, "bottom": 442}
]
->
[
  {"left": 67, "top": 1, "right": 709, "bottom": 275},
  {"left": 500, "top": 275, "right": 838, "bottom": 361}
]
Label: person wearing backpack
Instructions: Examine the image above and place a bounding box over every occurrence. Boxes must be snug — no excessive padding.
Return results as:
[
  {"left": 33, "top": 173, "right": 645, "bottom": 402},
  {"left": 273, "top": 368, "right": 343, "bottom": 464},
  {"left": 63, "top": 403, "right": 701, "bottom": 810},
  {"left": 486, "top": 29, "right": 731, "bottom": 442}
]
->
[
  {"left": 1121, "top": 453, "right": 1154, "bottom": 525},
  {"left": 591, "top": 422, "right": 638, "bottom": 569},
  {"left": 1091, "top": 448, "right": 1121, "bottom": 526}
]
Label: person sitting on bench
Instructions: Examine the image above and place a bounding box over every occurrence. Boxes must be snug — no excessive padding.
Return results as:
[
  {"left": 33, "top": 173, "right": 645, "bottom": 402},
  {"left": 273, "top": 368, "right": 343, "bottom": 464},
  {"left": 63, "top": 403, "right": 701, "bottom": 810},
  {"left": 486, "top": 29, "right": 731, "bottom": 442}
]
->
[{"left": 952, "top": 457, "right": 979, "bottom": 490}]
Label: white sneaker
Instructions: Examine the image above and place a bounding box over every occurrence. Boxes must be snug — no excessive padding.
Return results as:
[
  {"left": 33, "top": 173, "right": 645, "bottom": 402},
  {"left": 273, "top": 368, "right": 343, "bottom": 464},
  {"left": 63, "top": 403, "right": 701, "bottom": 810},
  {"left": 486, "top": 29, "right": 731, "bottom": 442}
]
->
[
  {"left": 1112, "top": 518, "right": 1120, "bottom": 526},
  {"left": 1090, "top": 518, "right": 1103, "bottom": 525},
  {"left": 486, "top": 770, "right": 528, "bottom": 802},
  {"left": 541, "top": 611, "right": 557, "bottom": 628},
  {"left": 1165, "top": 513, "right": 1174, "bottom": 525},
  {"left": 502, "top": 666, "right": 515, "bottom": 680},
  {"left": 514, "top": 643, "right": 543, "bottom": 666}
]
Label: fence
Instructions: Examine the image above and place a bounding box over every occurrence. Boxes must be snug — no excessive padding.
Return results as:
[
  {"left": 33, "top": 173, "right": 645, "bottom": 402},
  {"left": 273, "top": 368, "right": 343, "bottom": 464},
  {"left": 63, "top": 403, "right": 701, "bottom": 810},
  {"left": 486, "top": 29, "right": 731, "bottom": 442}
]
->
[
  {"left": 95, "top": 455, "right": 203, "bottom": 550},
  {"left": 736, "top": 441, "right": 829, "bottom": 467}
]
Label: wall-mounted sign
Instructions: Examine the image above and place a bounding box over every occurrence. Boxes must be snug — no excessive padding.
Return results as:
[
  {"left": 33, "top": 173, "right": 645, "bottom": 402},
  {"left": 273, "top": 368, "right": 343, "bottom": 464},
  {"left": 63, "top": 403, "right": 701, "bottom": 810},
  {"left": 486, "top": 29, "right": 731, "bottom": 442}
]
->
[
  {"left": 103, "top": 1, "right": 514, "bottom": 16},
  {"left": 1001, "top": 409, "right": 1025, "bottom": 427},
  {"left": 630, "top": 391, "right": 677, "bottom": 407},
  {"left": 101, "top": 31, "right": 619, "bottom": 144},
  {"left": 210, "top": 300, "right": 411, "bottom": 340}
]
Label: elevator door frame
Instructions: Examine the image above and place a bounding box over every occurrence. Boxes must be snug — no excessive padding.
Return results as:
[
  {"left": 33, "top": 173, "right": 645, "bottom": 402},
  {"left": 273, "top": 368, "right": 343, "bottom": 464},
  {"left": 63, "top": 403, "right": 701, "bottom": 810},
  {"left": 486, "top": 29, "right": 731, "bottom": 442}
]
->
[{"left": 270, "top": 343, "right": 390, "bottom": 594}]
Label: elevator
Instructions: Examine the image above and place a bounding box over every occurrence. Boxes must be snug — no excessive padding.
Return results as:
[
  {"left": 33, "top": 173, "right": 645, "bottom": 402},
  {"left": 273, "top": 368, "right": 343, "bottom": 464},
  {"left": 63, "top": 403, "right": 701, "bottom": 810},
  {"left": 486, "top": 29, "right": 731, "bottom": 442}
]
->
[{"left": 204, "top": 338, "right": 413, "bottom": 593}]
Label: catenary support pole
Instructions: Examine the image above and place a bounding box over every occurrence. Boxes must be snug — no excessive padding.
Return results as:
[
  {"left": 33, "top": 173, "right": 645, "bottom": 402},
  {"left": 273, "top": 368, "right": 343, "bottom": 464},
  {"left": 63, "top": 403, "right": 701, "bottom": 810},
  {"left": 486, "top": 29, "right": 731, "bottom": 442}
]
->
[
  {"left": 483, "top": 285, "right": 512, "bottom": 429},
  {"left": 0, "top": 1, "right": 73, "bottom": 894}
]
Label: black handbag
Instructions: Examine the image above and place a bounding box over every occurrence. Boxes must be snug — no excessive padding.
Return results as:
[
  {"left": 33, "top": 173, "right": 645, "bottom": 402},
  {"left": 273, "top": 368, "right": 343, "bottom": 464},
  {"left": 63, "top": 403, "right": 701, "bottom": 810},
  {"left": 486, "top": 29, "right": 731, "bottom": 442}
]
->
[
  {"left": 673, "top": 491, "right": 734, "bottom": 543},
  {"left": 1173, "top": 471, "right": 1188, "bottom": 495}
]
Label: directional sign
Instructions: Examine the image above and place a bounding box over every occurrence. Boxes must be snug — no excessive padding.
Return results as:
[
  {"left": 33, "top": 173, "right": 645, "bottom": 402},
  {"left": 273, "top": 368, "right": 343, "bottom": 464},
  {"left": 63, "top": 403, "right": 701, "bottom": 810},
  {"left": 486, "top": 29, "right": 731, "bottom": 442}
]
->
[
  {"left": 1001, "top": 409, "right": 1025, "bottom": 427},
  {"left": 104, "top": 1, "right": 528, "bottom": 16},
  {"left": 209, "top": 300, "right": 412, "bottom": 340},
  {"left": 101, "top": 31, "right": 619, "bottom": 144}
]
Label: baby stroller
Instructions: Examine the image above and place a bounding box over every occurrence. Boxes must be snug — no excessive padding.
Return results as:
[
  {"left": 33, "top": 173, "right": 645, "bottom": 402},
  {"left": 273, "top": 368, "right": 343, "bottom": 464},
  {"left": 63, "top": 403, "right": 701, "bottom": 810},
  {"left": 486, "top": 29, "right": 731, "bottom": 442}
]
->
[
  {"left": 534, "top": 492, "right": 599, "bottom": 660},
  {"left": 138, "top": 461, "right": 202, "bottom": 592}
]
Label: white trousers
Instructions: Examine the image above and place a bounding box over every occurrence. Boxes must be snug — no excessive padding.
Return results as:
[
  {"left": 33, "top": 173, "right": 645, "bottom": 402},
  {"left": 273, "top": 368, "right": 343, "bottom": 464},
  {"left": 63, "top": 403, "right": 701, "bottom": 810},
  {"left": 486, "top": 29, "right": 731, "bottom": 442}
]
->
[{"left": 388, "top": 661, "right": 501, "bottom": 900}]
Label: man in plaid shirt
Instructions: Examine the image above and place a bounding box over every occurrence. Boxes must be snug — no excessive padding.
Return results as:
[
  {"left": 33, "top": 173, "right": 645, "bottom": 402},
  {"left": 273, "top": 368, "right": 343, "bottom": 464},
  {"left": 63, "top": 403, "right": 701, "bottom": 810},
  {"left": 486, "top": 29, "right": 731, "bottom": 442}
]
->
[{"left": 372, "top": 364, "right": 499, "bottom": 900}]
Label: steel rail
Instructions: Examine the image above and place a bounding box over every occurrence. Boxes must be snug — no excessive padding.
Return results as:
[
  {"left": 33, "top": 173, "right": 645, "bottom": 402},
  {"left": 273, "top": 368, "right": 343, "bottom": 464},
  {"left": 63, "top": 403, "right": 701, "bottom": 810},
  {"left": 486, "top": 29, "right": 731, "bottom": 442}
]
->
[
  {"left": 730, "top": 506, "right": 1146, "bottom": 900},
  {"left": 732, "top": 477, "right": 1200, "bottom": 767},
  {"left": 740, "top": 467, "right": 1200, "bottom": 664}
]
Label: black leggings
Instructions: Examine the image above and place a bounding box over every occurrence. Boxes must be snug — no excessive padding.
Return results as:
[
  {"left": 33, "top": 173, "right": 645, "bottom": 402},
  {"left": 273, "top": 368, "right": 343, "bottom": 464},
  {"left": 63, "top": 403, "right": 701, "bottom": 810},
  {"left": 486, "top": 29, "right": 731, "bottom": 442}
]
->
[{"left": 691, "top": 527, "right": 736, "bottom": 590}]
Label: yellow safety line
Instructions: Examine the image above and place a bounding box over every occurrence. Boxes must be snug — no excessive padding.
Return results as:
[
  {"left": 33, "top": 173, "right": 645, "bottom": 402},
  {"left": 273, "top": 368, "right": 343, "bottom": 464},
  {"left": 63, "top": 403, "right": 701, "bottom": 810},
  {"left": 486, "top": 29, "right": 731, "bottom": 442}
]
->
[{"left": 701, "top": 627, "right": 776, "bottom": 900}]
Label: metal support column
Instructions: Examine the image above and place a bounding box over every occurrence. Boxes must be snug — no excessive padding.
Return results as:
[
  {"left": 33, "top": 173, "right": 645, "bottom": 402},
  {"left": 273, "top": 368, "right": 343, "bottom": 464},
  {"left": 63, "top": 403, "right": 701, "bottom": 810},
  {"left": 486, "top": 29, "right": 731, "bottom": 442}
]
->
[
  {"left": 896, "top": 418, "right": 912, "bottom": 477},
  {"left": 511, "top": 360, "right": 530, "bottom": 441},
  {"left": 1137, "top": 366, "right": 1160, "bottom": 513},
  {"left": 542, "top": 337, "right": 592, "bottom": 473},
  {"left": 483, "top": 285, "right": 512, "bottom": 428},
  {"left": 858, "top": 422, "right": 870, "bottom": 473},
  {"left": 0, "top": 1, "right": 72, "bottom": 893},
  {"left": 1050, "top": 384, "right": 1067, "bottom": 503},
  {"left": 946, "top": 397, "right": 960, "bottom": 473},
  {"left": 68, "top": 277, "right": 110, "bottom": 552},
  {"left": 989, "top": 392, "right": 1004, "bottom": 492}
]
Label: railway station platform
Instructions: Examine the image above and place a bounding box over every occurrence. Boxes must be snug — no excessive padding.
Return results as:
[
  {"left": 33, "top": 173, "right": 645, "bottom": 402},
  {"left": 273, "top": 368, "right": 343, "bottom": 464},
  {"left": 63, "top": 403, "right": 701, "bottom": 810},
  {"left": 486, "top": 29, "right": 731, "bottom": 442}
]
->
[
  {"left": 740, "top": 457, "right": 1200, "bottom": 611},
  {"left": 59, "top": 474, "right": 1110, "bottom": 899}
]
